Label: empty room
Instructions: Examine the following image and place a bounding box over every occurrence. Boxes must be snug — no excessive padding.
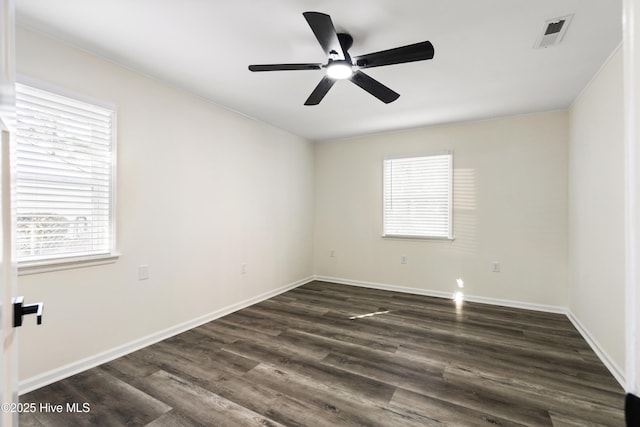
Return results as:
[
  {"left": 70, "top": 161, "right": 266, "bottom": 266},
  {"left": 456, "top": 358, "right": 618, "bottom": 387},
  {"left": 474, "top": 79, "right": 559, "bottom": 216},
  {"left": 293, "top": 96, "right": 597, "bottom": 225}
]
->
[{"left": 0, "top": 0, "right": 639, "bottom": 426}]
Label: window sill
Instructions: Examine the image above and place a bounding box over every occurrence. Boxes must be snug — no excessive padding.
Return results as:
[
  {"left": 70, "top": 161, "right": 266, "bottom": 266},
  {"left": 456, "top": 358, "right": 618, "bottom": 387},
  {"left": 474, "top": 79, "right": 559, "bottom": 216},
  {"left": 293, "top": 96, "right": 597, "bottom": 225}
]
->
[
  {"left": 18, "top": 253, "right": 120, "bottom": 276},
  {"left": 382, "top": 234, "right": 455, "bottom": 241}
]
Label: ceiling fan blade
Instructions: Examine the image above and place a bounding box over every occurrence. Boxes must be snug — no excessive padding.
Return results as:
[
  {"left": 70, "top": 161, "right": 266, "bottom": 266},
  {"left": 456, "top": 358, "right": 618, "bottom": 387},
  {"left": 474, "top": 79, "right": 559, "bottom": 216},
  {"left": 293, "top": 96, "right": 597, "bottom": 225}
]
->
[
  {"left": 350, "top": 71, "right": 400, "bottom": 104},
  {"left": 303, "top": 12, "right": 346, "bottom": 60},
  {"left": 353, "top": 41, "right": 434, "bottom": 69},
  {"left": 249, "top": 63, "right": 322, "bottom": 72},
  {"left": 304, "top": 76, "right": 336, "bottom": 105}
]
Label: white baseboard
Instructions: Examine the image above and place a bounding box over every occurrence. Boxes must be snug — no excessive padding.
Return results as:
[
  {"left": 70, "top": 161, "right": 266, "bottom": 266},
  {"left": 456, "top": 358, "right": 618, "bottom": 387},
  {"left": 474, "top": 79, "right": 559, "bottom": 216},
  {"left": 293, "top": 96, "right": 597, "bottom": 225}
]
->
[
  {"left": 461, "top": 293, "right": 566, "bottom": 314},
  {"left": 313, "top": 275, "right": 625, "bottom": 388},
  {"left": 313, "top": 275, "right": 566, "bottom": 314},
  {"left": 314, "top": 275, "right": 454, "bottom": 300},
  {"left": 19, "top": 276, "right": 314, "bottom": 395},
  {"left": 566, "top": 310, "right": 625, "bottom": 388}
]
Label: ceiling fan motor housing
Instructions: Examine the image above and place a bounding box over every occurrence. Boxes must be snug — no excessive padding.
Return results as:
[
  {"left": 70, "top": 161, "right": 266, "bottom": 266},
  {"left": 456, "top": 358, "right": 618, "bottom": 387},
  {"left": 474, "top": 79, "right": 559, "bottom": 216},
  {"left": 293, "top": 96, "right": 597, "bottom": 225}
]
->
[{"left": 337, "top": 33, "right": 354, "bottom": 53}]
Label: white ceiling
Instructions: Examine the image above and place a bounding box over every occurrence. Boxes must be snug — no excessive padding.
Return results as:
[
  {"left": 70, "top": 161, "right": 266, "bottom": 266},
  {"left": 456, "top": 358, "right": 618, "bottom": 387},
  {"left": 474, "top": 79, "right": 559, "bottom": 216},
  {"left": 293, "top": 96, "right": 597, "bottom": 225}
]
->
[{"left": 16, "top": 0, "right": 622, "bottom": 141}]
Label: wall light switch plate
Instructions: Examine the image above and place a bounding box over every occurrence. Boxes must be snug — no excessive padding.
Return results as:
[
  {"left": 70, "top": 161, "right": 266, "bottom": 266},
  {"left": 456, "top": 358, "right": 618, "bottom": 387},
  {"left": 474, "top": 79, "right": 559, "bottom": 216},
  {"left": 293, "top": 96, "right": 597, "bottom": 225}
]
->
[
  {"left": 491, "top": 262, "right": 501, "bottom": 273},
  {"left": 138, "top": 265, "right": 149, "bottom": 280}
]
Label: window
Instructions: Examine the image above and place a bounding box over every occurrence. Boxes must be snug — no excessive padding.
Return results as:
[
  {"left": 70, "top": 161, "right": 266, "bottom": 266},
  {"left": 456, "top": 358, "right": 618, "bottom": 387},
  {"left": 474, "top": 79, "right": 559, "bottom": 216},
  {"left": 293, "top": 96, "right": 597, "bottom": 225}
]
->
[
  {"left": 15, "top": 82, "right": 116, "bottom": 266},
  {"left": 383, "top": 153, "right": 452, "bottom": 239}
]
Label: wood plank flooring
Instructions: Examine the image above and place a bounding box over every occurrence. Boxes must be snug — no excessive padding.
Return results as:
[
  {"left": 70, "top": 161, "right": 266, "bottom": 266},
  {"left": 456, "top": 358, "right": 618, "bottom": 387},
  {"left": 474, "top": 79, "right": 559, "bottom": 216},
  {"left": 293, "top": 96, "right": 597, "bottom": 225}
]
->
[{"left": 19, "top": 281, "right": 625, "bottom": 426}]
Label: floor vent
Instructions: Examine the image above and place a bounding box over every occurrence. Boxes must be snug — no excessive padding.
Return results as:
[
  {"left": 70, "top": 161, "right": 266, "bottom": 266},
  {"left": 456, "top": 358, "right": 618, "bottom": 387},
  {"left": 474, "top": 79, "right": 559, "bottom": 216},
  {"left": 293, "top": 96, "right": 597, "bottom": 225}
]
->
[{"left": 534, "top": 15, "right": 573, "bottom": 49}]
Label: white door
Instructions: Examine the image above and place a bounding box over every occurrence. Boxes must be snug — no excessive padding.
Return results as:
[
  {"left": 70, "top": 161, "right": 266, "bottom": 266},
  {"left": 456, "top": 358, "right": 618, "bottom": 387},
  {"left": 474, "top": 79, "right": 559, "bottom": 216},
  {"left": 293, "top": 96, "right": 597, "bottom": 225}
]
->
[{"left": 0, "top": 0, "right": 18, "bottom": 425}]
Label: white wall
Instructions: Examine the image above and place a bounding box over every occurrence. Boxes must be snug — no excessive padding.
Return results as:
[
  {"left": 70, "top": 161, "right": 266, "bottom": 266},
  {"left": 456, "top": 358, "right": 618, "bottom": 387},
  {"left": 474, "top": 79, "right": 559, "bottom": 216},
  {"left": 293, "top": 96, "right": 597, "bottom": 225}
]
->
[
  {"left": 314, "top": 111, "right": 569, "bottom": 308},
  {"left": 15, "top": 28, "right": 314, "bottom": 386},
  {"left": 568, "top": 47, "right": 625, "bottom": 380}
]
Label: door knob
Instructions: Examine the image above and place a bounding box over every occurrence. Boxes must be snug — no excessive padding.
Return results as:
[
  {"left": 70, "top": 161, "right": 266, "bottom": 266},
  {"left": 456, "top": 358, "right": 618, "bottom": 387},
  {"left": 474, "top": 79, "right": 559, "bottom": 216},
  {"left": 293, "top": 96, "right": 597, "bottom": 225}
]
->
[{"left": 12, "top": 296, "right": 43, "bottom": 327}]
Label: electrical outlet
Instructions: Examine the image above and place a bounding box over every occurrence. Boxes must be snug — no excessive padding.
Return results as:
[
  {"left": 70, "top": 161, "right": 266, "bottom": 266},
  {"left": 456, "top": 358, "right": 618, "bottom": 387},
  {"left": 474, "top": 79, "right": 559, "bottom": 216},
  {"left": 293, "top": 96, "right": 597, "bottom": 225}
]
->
[
  {"left": 241, "top": 263, "right": 247, "bottom": 275},
  {"left": 401, "top": 255, "right": 408, "bottom": 264},
  {"left": 491, "top": 262, "right": 501, "bottom": 273},
  {"left": 138, "top": 265, "right": 149, "bottom": 280}
]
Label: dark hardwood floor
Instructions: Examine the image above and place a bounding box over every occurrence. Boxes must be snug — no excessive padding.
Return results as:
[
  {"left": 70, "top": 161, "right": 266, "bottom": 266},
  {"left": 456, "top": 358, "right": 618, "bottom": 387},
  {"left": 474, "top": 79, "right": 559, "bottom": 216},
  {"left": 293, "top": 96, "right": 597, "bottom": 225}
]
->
[{"left": 19, "top": 281, "right": 625, "bottom": 426}]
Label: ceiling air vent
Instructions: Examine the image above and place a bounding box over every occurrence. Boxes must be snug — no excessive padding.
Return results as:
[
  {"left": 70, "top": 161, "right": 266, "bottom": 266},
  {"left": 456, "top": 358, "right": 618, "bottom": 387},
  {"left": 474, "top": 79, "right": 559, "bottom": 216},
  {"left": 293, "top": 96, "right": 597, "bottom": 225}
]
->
[{"left": 534, "top": 14, "right": 573, "bottom": 49}]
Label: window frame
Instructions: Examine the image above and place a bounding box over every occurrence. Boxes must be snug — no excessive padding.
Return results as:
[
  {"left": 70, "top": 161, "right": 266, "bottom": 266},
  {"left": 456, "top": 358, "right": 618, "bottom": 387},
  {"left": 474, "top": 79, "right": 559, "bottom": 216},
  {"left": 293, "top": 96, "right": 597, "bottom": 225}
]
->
[
  {"left": 15, "top": 76, "right": 118, "bottom": 274},
  {"left": 382, "top": 151, "right": 453, "bottom": 240}
]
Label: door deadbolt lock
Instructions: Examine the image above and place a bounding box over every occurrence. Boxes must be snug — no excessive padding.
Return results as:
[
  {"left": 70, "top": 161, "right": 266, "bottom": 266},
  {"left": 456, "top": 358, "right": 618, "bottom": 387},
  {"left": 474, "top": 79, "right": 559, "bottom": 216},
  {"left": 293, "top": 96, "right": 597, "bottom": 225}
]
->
[{"left": 12, "top": 296, "right": 43, "bottom": 327}]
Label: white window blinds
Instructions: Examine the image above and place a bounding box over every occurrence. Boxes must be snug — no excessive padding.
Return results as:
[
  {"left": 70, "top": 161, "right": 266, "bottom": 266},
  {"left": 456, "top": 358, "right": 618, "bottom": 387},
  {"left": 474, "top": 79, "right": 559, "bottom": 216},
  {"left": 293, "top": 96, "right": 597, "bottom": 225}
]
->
[
  {"left": 15, "top": 83, "right": 115, "bottom": 264},
  {"left": 383, "top": 153, "right": 452, "bottom": 239}
]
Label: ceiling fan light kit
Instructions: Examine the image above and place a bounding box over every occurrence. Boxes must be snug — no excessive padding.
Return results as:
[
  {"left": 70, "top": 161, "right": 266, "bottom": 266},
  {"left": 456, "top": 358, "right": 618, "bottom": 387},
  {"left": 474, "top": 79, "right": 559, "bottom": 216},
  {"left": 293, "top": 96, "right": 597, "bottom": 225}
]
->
[
  {"left": 248, "top": 11, "right": 434, "bottom": 105},
  {"left": 326, "top": 61, "right": 353, "bottom": 80}
]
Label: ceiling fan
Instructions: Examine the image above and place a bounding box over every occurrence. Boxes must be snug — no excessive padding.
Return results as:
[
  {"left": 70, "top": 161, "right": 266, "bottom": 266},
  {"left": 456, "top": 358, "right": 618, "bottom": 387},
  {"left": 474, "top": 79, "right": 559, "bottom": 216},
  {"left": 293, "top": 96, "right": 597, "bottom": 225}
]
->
[{"left": 248, "top": 11, "right": 435, "bottom": 105}]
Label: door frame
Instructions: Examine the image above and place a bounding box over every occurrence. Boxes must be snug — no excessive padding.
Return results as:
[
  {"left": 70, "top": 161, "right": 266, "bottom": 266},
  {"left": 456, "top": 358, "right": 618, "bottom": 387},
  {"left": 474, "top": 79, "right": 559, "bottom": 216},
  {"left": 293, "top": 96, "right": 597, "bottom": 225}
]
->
[
  {"left": 624, "top": 0, "right": 640, "bottom": 395},
  {"left": 0, "top": 0, "right": 17, "bottom": 425}
]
